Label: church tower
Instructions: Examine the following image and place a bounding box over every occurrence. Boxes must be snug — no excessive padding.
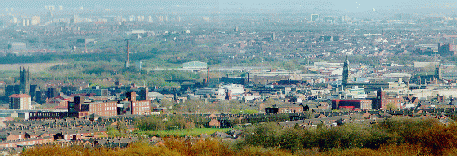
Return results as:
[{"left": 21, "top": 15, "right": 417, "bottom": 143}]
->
[
  {"left": 19, "top": 66, "right": 30, "bottom": 95},
  {"left": 342, "top": 56, "right": 349, "bottom": 88}
]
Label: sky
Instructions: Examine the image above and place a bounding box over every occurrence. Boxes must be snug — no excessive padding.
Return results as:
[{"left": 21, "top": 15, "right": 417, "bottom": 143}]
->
[{"left": 1, "top": 0, "right": 456, "bottom": 16}]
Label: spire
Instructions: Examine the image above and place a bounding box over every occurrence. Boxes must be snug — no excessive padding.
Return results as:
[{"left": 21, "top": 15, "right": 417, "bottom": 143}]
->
[
  {"left": 344, "top": 55, "right": 349, "bottom": 64},
  {"left": 342, "top": 55, "right": 349, "bottom": 89}
]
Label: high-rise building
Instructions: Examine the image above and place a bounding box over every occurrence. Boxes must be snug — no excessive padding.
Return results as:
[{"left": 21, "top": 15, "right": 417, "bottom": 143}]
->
[
  {"left": 311, "top": 14, "right": 319, "bottom": 22},
  {"left": 68, "top": 96, "right": 84, "bottom": 112},
  {"left": 435, "top": 65, "right": 442, "bottom": 80},
  {"left": 19, "top": 67, "right": 30, "bottom": 95},
  {"left": 342, "top": 56, "right": 349, "bottom": 88},
  {"left": 31, "top": 16, "right": 40, "bottom": 25},
  {"left": 9, "top": 94, "right": 31, "bottom": 110},
  {"left": 70, "top": 15, "right": 79, "bottom": 24},
  {"left": 46, "top": 87, "right": 59, "bottom": 98}
]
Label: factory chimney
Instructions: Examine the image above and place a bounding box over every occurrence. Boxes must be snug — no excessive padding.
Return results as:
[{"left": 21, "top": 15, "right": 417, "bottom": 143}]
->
[{"left": 206, "top": 67, "right": 210, "bottom": 85}]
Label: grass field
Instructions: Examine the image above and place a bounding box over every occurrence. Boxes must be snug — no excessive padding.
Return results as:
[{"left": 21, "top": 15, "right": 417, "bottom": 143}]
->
[{"left": 135, "top": 128, "right": 232, "bottom": 137}]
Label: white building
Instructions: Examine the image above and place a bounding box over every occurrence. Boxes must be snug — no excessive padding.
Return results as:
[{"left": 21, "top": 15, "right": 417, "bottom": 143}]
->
[
  {"left": 182, "top": 61, "right": 207, "bottom": 70},
  {"left": 221, "top": 84, "right": 245, "bottom": 96}
]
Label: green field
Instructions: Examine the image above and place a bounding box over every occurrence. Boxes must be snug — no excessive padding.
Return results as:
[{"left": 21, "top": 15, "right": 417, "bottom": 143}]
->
[{"left": 135, "top": 128, "right": 232, "bottom": 137}]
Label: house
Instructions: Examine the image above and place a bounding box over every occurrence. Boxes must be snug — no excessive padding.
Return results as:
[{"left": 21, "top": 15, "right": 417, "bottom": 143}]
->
[{"left": 208, "top": 119, "right": 220, "bottom": 128}]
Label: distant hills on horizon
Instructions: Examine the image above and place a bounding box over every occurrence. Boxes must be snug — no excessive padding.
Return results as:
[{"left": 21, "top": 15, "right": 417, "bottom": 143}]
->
[{"left": 1, "top": 0, "right": 456, "bottom": 19}]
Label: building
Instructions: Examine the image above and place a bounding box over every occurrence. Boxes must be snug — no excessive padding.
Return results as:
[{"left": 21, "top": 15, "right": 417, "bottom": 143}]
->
[
  {"left": 68, "top": 96, "right": 84, "bottom": 113},
  {"left": 88, "top": 101, "right": 117, "bottom": 117},
  {"left": 19, "top": 67, "right": 30, "bottom": 95},
  {"left": 182, "top": 61, "right": 207, "bottom": 70},
  {"left": 127, "top": 92, "right": 151, "bottom": 115},
  {"left": 131, "top": 100, "right": 150, "bottom": 115},
  {"left": 194, "top": 88, "right": 225, "bottom": 98},
  {"left": 31, "top": 16, "right": 40, "bottom": 25},
  {"left": 70, "top": 15, "right": 79, "bottom": 24},
  {"left": 438, "top": 43, "right": 455, "bottom": 56},
  {"left": 73, "top": 86, "right": 109, "bottom": 96},
  {"left": 311, "top": 14, "right": 319, "bottom": 22},
  {"left": 341, "top": 57, "right": 389, "bottom": 92},
  {"left": 4, "top": 67, "right": 32, "bottom": 98},
  {"left": 68, "top": 96, "right": 117, "bottom": 117},
  {"left": 46, "top": 87, "right": 59, "bottom": 98},
  {"left": 220, "top": 76, "right": 247, "bottom": 85},
  {"left": 332, "top": 99, "right": 372, "bottom": 110},
  {"left": 9, "top": 94, "right": 31, "bottom": 110},
  {"left": 435, "top": 65, "right": 442, "bottom": 80},
  {"left": 346, "top": 86, "right": 367, "bottom": 99},
  {"left": 374, "top": 90, "right": 404, "bottom": 110},
  {"left": 410, "top": 65, "right": 442, "bottom": 84},
  {"left": 221, "top": 84, "right": 245, "bottom": 100},
  {"left": 265, "top": 106, "right": 303, "bottom": 114},
  {"left": 342, "top": 56, "right": 349, "bottom": 88}
]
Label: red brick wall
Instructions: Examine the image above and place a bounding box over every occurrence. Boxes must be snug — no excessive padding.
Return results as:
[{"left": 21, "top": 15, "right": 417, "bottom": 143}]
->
[
  {"left": 89, "top": 101, "right": 117, "bottom": 117},
  {"left": 131, "top": 100, "right": 151, "bottom": 115}
]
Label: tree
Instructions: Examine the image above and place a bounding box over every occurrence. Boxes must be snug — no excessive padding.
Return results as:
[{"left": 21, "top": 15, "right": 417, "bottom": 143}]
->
[{"left": 386, "top": 103, "right": 397, "bottom": 111}]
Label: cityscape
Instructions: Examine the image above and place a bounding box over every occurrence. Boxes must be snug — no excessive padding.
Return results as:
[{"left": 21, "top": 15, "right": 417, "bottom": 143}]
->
[{"left": 1, "top": 0, "right": 457, "bottom": 155}]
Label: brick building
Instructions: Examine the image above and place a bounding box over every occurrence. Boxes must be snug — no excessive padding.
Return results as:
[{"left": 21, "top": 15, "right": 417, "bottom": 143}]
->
[
  {"left": 265, "top": 106, "right": 303, "bottom": 114},
  {"left": 374, "top": 90, "right": 404, "bottom": 110},
  {"left": 127, "top": 92, "right": 151, "bottom": 115},
  {"left": 68, "top": 96, "right": 117, "bottom": 117},
  {"left": 332, "top": 99, "right": 372, "bottom": 110},
  {"left": 88, "top": 101, "right": 117, "bottom": 117}
]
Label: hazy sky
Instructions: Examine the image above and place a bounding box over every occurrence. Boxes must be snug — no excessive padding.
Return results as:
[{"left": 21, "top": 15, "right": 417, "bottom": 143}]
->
[{"left": 1, "top": 0, "right": 456, "bottom": 14}]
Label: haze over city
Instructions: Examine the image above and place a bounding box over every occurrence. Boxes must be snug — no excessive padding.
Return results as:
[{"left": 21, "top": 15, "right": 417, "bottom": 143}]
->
[{"left": 1, "top": 0, "right": 457, "bottom": 155}]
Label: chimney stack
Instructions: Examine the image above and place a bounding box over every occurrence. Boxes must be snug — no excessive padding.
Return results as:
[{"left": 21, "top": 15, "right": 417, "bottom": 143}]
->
[{"left": 206, "top": 67, "right": 210, "bottom": 85}]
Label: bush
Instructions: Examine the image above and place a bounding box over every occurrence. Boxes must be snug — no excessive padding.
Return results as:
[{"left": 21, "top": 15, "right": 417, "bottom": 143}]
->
[{"left": 239, "top": 117, "right": 457, "bottom": 154}]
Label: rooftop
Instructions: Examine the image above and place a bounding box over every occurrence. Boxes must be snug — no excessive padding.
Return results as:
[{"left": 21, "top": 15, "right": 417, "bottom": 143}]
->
[{"left": 9, "top": 94, "right": 31, "bottom": 98}]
